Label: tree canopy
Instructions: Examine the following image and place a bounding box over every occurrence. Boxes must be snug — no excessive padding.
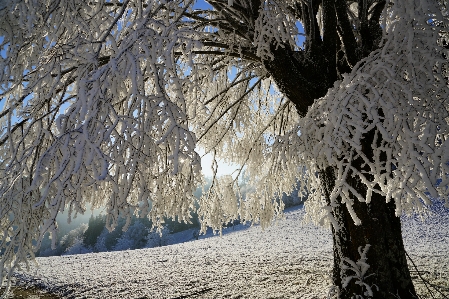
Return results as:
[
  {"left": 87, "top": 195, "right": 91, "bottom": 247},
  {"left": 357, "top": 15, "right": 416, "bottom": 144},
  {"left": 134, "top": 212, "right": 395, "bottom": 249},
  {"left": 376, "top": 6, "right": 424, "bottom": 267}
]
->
[{"left": 1, "top": 0, "right": 449, "bottom": 297}]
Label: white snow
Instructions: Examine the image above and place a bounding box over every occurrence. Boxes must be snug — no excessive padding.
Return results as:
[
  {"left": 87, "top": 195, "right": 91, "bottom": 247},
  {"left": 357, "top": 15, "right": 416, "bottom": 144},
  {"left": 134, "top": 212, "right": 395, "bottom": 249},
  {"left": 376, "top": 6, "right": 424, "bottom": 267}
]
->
[{"left": 13, "top": 206, "right": 449, "bottom": 298}]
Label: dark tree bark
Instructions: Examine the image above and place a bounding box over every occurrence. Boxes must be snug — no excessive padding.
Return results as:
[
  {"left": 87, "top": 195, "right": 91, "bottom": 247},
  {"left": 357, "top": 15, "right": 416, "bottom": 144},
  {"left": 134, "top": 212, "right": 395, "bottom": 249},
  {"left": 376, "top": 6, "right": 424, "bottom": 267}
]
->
[
  {"left": 266, "top": 52, "right": 417, "bottom": 299},
  {"left": 267, "top": 55, "right": 418, "bottom": 297},
  {"left": 328, "top": 174, "right": 417, "bottom": 298},
  {"left": 262, "top": 2, "right": 417, "bottom": 295},
  {"left": 210, "top": 0, "right": 417, "bottom": 297},
  {"left": 320, "top": 130, "right": 417, "bottom": 298}
]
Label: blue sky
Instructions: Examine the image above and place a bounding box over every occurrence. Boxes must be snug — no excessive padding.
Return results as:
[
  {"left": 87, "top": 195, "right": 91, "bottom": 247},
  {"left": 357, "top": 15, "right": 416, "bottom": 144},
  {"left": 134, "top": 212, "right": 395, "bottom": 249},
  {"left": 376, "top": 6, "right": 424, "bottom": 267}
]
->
[{"left": 193, "top": 0, "right": 213, "bottom": 10}]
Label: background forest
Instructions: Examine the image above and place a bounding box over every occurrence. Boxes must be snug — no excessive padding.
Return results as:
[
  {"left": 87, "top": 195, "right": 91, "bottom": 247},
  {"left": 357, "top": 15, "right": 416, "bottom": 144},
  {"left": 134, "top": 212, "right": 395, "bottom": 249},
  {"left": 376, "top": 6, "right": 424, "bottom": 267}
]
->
[{"left": 36, "top": 178, "right": 305, "bottom": 257}]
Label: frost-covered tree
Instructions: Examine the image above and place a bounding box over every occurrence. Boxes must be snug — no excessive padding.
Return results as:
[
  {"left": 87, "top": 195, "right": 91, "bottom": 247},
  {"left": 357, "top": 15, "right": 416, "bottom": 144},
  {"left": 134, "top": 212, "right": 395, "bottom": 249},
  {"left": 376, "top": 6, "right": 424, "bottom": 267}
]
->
[
  {"left": 37, "top": 223, "right": 88, "bottom": 257},
  {"left": 60, "top": 223, "right": 89, "bottom": 255},
  {"left": 83, "top": 214, "right": 107, "bottom": 248},
  {"left": 146, "top": 225, "right": 171, "bottom": 248},
  {"left": 1, "top": 0, "right": 448, "bottom": 298}
]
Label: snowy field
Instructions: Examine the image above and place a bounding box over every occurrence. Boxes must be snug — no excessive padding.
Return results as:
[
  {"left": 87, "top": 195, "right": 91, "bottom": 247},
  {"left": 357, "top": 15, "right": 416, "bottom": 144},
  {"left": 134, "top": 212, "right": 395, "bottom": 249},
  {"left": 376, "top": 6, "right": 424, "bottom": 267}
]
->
[{"left": 13, "top": 205, "right": 449, "bottom": 299}]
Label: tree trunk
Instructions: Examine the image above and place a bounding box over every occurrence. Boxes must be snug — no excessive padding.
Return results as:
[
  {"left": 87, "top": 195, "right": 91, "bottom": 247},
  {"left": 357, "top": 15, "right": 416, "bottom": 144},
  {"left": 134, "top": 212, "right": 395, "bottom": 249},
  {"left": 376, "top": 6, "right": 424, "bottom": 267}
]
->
[
  {"left": 263, "top": 9, "right": 416, "bottom": 293},
  {"left": 320, "top": 132, "right": 417, "bottom": 298},
  {"left": 266, "top": 66, "right": 418, "bottom": 298}
]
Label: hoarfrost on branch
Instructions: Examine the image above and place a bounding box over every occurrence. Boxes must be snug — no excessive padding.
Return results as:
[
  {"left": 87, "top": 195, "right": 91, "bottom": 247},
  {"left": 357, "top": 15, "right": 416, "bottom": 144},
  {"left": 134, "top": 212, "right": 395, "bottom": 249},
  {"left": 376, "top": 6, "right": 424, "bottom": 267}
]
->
[{"left": 0, "top": 0, "right": 448, "bottom": 291}]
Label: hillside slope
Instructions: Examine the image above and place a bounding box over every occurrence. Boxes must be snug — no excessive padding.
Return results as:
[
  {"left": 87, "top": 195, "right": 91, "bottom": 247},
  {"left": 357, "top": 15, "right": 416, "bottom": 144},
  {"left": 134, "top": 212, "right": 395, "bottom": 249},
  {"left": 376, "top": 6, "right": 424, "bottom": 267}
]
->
[{"left": 13, "top": 206, "right": 449, "bottom": 299}]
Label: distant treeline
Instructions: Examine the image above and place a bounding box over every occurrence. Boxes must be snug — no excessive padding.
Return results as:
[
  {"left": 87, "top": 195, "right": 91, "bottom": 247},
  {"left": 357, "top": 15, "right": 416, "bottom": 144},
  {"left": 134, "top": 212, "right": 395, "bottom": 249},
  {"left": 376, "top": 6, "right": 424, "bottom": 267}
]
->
[{"left": 36, "top": 178, "right": 305, "bottom": 257}]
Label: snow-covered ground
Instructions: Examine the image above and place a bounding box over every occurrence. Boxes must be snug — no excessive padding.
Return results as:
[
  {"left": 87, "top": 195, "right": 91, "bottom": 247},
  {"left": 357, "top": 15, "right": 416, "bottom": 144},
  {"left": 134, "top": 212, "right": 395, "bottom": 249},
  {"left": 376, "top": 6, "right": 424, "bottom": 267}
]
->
[{"left": 13, "top": 205, "right": 449, "bottom": 299}]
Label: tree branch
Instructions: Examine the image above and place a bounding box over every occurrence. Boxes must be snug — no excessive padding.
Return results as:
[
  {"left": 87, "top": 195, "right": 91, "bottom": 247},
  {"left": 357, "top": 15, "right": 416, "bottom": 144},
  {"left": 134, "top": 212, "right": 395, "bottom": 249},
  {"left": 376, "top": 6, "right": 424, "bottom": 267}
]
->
[
  {"left": 322, "top": 0, "right": 338, "bottom": 83},
  {"left": 335, "top": 0, "right": 358, "bottom": 66},
  {"left": 206, "top": 0, "right": 253, "bottom": 40},
  {"left": 303, "top": 0, "right": 322, "bottom": 53},
  {"left": 0, "top": 119, "right": 29, "bottom": 148}
]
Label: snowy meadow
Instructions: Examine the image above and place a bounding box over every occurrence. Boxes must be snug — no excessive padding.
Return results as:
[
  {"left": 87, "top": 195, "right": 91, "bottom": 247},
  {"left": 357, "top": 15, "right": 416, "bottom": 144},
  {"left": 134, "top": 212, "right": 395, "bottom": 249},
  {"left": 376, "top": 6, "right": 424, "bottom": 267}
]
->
[{"left": 12, "top": 205, "right": 449, "bottom": 299}]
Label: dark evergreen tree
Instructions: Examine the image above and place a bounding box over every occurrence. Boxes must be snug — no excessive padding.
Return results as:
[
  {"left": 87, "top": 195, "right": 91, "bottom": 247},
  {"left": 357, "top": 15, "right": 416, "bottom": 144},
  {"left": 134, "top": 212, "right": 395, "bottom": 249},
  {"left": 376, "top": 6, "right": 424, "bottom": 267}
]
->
[{"left": 83, "top": 215, "right": 107, "bottom": 248}]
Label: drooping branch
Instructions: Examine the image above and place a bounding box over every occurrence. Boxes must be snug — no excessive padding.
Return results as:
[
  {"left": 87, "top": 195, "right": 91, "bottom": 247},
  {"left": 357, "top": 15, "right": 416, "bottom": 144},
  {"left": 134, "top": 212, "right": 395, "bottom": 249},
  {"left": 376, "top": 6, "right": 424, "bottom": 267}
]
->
[{"left": 206, "top": 0, "right": 254, "bottom": 40}]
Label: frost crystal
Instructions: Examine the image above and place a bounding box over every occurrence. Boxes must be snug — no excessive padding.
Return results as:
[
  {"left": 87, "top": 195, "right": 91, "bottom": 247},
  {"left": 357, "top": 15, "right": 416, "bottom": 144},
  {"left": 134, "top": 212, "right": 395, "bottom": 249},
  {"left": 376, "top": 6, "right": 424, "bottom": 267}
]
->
[
  {"left": 340, "top": 244, "right": 375, "bottom": 298},
  {"left": 300, "top": 0, "right": 449, "bottom": 227},
  {"left": 0, "top": 0, "right": 448, "bottom": 293}
]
